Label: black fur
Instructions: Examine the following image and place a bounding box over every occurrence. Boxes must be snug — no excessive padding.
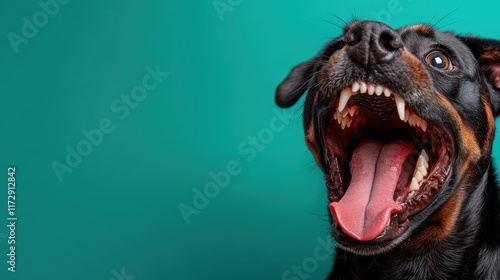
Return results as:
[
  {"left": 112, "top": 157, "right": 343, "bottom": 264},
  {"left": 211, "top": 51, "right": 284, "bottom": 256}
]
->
[{"left": 276, "top": 21, "right": 500, "bottom": 279}]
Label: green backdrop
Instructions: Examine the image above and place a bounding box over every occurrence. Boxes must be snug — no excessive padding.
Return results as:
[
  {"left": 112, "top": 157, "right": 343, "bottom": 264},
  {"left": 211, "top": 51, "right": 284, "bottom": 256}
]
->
[{"left": 1, "top": 0, "right": 499, "bottom": 279}]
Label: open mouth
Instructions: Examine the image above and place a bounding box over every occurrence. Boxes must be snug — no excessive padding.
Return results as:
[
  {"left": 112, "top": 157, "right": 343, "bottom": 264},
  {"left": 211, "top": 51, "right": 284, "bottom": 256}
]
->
[{"left": 320, "top": 82, "right": 454, "bottom": 245}]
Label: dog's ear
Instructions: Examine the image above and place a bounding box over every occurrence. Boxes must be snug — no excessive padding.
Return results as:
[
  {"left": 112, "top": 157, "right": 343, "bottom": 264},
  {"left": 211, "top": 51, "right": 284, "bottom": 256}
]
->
[
  {"left": 459, "top": 36, "right": 500, "bottom": 115},
  {"left": 275, "top": 59, "right": 317, "bottom": 108}
]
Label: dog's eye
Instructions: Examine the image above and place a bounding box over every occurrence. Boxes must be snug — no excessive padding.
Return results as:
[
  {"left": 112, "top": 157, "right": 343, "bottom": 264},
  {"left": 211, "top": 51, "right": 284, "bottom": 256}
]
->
[{"left": 425, "top": 51, "right": 453, "bottom": 71}]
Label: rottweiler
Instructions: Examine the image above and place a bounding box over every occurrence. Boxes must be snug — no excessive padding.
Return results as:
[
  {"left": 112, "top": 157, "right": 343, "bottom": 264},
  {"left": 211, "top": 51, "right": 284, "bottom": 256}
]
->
[{"left": 276, "top": 21, "right": 500, "bottom": 279}]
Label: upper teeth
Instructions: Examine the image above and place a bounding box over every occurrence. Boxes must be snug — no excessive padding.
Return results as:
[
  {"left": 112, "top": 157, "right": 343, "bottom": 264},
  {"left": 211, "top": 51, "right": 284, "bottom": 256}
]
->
[{"left": 336, "top": 82, "right": 428, "bottom": 132}]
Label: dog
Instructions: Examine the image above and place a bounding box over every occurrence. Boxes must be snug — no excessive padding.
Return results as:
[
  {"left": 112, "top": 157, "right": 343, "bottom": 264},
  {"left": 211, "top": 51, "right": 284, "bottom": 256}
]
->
[{"left": 276, "top": 21, "right": 500, "bottom": 279}]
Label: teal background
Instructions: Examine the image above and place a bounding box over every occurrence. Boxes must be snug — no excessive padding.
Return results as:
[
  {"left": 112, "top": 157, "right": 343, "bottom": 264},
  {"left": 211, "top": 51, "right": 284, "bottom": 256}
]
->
[{"left": 1, "top": 1, "right": 499, "bottom": 279}]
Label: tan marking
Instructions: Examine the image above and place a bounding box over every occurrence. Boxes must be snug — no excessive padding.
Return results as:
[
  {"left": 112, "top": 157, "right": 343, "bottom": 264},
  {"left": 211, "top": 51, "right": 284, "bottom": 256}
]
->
[
  {"left": 403, "top": 190, "right": 464, "bottom": 250},
  {"left": 433, "top": 92, "right": 481, "bottom": 195},
  {"left": 482, "top": 97, "right": 495, "bottom": 154},
  {"left": 409, "top": 24, "right": 434, "bottom": 35},
  {"left": 403, "top": 50, "right": 432, "bottom": 90},
  {"left": 305, "top": 124, "right": 324, "bottom": 173},
  {"left": 480, "top": 51, "right": 500, "bottom": 62},
  {"left": 435, "top": 92, "right": 481, "bottom": 170}
]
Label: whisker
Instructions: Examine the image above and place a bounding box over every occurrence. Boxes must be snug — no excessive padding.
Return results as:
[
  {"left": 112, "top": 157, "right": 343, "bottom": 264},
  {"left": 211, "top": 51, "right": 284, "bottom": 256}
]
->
[{"left": 429, "top": 7, "right": 462, "bottom": 30}]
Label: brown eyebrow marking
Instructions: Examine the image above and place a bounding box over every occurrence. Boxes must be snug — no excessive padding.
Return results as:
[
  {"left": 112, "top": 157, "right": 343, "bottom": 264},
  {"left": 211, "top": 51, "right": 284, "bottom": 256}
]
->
[{"left": 409, "top": 24, "right": 435, "bottom": 36}]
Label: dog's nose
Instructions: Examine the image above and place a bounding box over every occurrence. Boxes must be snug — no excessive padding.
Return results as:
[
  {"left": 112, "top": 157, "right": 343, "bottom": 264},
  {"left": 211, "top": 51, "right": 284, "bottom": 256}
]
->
[{"left": 344, "top": 21, "right": 403, "bottom": 67}]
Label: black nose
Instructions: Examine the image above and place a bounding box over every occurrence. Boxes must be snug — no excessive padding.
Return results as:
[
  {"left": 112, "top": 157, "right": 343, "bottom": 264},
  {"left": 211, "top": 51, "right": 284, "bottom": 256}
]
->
[{"left": 344, "top": 21, "right": 403, "bottom": 67}]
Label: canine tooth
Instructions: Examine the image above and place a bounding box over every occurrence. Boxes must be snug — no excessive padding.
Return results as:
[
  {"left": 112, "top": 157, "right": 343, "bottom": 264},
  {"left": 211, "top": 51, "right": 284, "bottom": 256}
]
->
[
  {"left": 375, "top": 85, "right": 384, "bottom": 96},
  {"left": 368, "top": 85, "right": 375, "bottom": 95},
  {"left": 395, "top": 95, "right": 406, "bottom": 121},
  {"left": 360, "top": 82, "right": 367, "bottom": 94},
  {"left": 338, "top": 88, "right": 352, "bottom": 112},
  {"left": 409, "top": 177, "right": 419, "bottom": 191},
  {"left": 383, "top": 88, "right": 392, "bottom": 97},
  {"left": 352, "top": 82, "right": 360, "bottom": 92}
]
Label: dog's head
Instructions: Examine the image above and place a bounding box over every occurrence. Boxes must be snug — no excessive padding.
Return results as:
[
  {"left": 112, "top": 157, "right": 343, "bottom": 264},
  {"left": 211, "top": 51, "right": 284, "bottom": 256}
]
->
[{"left": 276, "top": 21, "right": 500, "bottom": 255}]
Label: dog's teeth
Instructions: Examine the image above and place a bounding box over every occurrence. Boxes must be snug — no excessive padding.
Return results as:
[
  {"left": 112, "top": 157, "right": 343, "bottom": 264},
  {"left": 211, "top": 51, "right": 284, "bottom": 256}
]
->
[
  {"left": 415, "top": 171, "right": 423, "bottom": 182},
  {"left": 395, "top": 95, "right": 406, "bottom": 121},
  {"left": 368, "top": 85, "right": 375, "bottom": 95},
  {"left": 404, "top": 109, "right": 410, "bottom": 122},
  {"left": 338, "top": 88, "right": 352, "bottom": 112},
  {"left": 415, "top": 116, "right": 421, "bottom": 128},
  {"left": 416, "top": 155, "right": 428, "bottom": 170},
  {"left": 346, "top": 118, "right": 353, "bottom": 128},
  {"left": 409, "top": 177, "right": 419, "bottom": 191},
  {"left": 415, "top": 150, "right": 429, "bottom": 173},
  {"left": 360, "top": 82, "right": 367, "bottom": 94},
  {"left": 421, "top": 150, "right": 429, "bottom": 162},
  {"left": 343, "top": 109, "right": 350, "bottom": 118},
  {"left": 383, "top": 88, "right": 392, "bottom": 97},
  {"left": 341, "top": 117, "right": 349, "bottom": 129},
  {"left": 418, "top": 165, "right": 428, "bottom": 177},
  {"left": 420, "top": 120, "right": 428, "bottom": 132},
  {"left": 348, "top": 107, "right": 356, "bottom": 117},
  {"left": 410, "top": 114, "right": 417, "bottom": 126},
  {"left": 375, "top": 85, "right": 383, "bottom": 96},
  {"left": 352, "top": 82, "right": 360, "bottom": 92},
  {"left": 408, "top": 114, "right": 414, "bottom": 126}
]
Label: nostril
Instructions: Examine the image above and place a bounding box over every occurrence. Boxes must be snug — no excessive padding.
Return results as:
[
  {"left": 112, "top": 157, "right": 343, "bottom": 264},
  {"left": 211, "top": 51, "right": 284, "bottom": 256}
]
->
[
  {"left": 344, "top": 29, "right": 362, "bottom": 46},
  {"left": 379, "top": 31, "right": 403, "bottom": 52}
]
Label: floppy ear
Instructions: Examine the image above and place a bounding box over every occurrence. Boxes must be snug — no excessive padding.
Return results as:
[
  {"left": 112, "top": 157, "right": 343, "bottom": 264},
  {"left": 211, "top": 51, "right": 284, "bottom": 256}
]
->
[
  {"left": 275, "top": 59, "right": 317, "bottom": 108},
  {"left": 459, "top": 36, "right": 500, "bottom": 115}
]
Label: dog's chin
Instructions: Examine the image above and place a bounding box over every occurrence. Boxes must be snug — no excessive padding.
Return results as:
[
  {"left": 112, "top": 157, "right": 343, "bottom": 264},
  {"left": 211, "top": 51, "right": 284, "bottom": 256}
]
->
[
  {"left": 334, "top": 229, "right": 413, "bottom": 256},
  {"left": 317, "top": 82, "right": 456, "bottom": 254}
]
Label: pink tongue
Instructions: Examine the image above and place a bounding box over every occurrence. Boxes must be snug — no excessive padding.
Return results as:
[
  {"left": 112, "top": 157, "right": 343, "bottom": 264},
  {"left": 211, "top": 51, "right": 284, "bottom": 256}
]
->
[{"left": 329, "top": 140, "right": 416, "bottom": 241}]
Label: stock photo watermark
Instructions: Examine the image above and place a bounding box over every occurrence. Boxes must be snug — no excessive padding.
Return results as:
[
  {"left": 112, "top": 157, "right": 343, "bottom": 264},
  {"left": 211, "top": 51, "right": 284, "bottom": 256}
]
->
[
  {"left": 111, "top": 267, "right": 135, "bottom": 280},
  {"left": 178, "top": 108, "right": 294, "bottom": 225},
  {"left": 7, "top": 0, "right": 71, "bottom": 54},
  {"left": 51, "top": 64, "right": 170, "bottom": 182},
  {"left": 6, "top": 167, "right": 17, "bottom": 273},
  {"left": 281, "top": 236, "right": 334, "bottom": 280},
  {"left": 0, "top": 233, "right": 7, "bottom": 243},
  {"left": 370, "top": 0, "right": 412, "bottom": 24},
  {"left": 213, "top": 0, "right": 243, "bottom": 21}
]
